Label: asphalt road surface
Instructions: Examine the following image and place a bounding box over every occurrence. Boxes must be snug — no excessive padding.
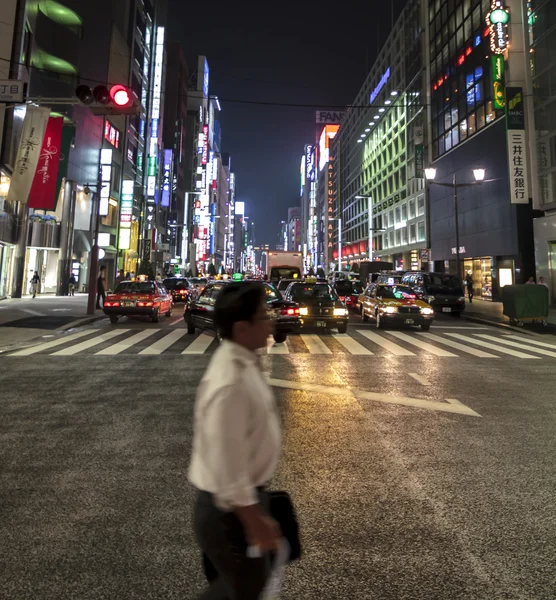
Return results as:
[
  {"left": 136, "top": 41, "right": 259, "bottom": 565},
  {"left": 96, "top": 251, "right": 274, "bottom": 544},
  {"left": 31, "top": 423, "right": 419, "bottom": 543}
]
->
[{"left": 1, "top": 310, "right": 555, "bottom": 599}]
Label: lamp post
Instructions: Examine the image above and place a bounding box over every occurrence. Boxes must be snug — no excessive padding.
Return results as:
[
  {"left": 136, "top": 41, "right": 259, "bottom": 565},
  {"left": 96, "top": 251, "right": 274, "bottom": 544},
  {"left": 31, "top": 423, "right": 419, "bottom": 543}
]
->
[
  {"left": 329, "top": 217, "right": 342, "bottom": 271},
  {"left": 424, "top": 168, "right": 487, "bottom": 278}
]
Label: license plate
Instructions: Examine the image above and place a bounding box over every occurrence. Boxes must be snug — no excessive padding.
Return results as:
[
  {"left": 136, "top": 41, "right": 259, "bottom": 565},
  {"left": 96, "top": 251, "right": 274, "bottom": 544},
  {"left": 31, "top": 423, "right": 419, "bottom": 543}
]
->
[
  {"left": 316, "top": 321, "right": 327, "bottom": 328},
  {"left": 122, "top": 301, "right": 135, "bottom": 307},
  {"left": 404, "top": 319, "right": 414, "bottom": 325},
  {"left": 442, "top": 307, "right": 451, "bottom": 313}
]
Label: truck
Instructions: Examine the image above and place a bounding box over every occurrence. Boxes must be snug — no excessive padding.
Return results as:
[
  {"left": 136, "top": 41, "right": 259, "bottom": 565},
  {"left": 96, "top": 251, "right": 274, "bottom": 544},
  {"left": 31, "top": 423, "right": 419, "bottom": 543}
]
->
[
  {"left": 358, "top": 261, "right": 394, "bottom": 286},
  {"left": 267, "top": 251, "right": 304, "bottom": 285}
]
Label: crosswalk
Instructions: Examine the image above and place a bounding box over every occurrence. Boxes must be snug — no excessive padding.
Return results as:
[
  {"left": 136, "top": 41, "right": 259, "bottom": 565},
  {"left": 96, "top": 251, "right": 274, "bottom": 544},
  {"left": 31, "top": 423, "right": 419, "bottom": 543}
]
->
[{"left": 6, "top": 327, "right": 556, "bottom": 360}]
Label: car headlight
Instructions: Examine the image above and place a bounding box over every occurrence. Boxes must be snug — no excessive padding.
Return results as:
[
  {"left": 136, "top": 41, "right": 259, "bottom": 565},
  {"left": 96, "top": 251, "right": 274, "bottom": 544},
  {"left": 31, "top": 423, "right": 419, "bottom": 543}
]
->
[
  {"left": 383, "top": 306, "right": 397, "bottom": 314},
  {"left": 333, "top": 308, "right": 348, "bottom": 316},
  {"left": 421, "top": 307, "right": 434, "bottom": 315},
  {"left": 299, "top": 307, "right": 308, "bottom": 316}
]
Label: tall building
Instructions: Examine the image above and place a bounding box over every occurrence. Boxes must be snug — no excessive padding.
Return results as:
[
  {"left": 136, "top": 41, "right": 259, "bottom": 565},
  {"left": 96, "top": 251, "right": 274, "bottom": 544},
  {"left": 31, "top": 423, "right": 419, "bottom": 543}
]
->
[
  {"left": 425, "top": 0, "right": 536, "bottom": 299},
  {"left": 287, "top": 206, "right": 301, "bottom": 253},
  {"left": 334, "top": 0, "right": 428, "bottom": 273}
]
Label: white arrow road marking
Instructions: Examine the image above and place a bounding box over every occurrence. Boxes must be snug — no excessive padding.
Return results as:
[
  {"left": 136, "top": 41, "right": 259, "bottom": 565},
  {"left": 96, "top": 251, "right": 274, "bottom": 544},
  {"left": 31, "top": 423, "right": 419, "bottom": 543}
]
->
[{"left": 266, "top": 378, "right": 481, "bottom": 417}]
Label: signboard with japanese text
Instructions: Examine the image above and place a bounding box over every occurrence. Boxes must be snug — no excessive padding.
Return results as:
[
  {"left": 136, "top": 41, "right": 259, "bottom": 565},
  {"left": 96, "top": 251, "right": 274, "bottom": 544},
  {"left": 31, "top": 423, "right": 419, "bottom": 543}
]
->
[
  {"left": 0, "top": 80, "right": 24, "bottom": 102},
  {"left": 506, "top": 87, "right": 529, "bottom": 204},
  {"left": 492, "top": 55, "right": 505, "bottom": 110}
]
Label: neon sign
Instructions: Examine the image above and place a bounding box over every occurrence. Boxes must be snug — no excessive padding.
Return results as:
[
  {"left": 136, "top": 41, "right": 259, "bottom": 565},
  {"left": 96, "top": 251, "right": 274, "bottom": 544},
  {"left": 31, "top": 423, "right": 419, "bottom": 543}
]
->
[
  {"left": 370, "top": 68, "right": 391, "bottom": 104},
  {"left": 487, "top": 1, "right": 509, "bottom": 55}
]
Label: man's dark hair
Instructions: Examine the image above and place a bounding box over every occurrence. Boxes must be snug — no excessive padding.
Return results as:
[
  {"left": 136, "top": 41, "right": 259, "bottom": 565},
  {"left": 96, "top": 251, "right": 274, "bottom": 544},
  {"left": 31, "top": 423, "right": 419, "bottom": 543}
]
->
[{"left": 214, "top": 283, "right": 266, "bottom": 340}]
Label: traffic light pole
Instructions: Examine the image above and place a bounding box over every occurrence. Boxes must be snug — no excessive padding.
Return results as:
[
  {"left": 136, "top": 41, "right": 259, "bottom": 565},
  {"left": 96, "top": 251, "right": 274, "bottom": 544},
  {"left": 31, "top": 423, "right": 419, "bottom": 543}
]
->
[{"left": 86, "top": 170, "right": 103, "bottom": 315}]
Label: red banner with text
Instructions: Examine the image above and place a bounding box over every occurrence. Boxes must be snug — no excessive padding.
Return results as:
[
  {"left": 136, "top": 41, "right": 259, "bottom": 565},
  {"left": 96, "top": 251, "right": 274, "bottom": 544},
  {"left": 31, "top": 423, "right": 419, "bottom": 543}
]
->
[{"left": 28, "top": 116, "right": 64, "bottom": 210}]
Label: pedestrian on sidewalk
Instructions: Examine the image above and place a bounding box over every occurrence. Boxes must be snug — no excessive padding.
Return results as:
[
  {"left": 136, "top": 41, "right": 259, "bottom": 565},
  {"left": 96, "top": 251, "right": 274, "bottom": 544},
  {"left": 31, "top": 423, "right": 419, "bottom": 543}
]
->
[
  {"left": 189, "top": 283, "right": 282, "bottom": 599},
  {"left": 465, "top": 272, "right": 474, "bottom": 303},
  {"left": 115, "top": 269, "right": 125, "bottom": 287},
  {"left": 526, "top": 277, "right": 536, "bottom": 284},
  {"left": 30, "top": 271, "right": 40, "bottom": 298},
  {"left": 68, "top": 273, "right": 77, "bottom": 296},
  {"left": 539, "top": 276, "right": 549, "bottom": 290},
  {"left": 96, "top": 265, "right": 106, "bottom": 309}
]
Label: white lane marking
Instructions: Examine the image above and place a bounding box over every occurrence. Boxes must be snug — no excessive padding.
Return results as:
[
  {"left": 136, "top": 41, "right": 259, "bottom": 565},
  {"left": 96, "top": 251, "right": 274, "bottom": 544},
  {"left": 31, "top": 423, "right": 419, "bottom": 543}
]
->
[
  {"left": 51, "top": 330, "right": 131, "bottom": 356},
  {"left": 182, "top": 332, "right": 215, "bottom": 355},
  {"left": 267, "top": 337, "right": 290, "bottom": 354},
  {"left": 475, "top": 334, "right": 556, "bottom": 358},
  {"left": 445, "top": 333, "right": 541, "bottom": 359},
  {"left": 170, "top": 316, "right": 184, "bottom": 327},
  {"left": 21, "top": 309, "right": 43, "bottom": 316},
  {"left": 431, "top": 326, "right": 489, "bottom": 330},
  {"left": 266, "top": 378, "right": 481, "bottom": 418},
  {"left": 300, "top": 334, "right": 332, "bottom": 354},
  {"left": 95, "top": 329, "right": 158, "bottom": 355},
  {"left": 357, "top": 330, "right": 415, "bottom": 356},
  {"left": 139, "top": 330, "right": 188, "bottom": 355},
  {"left": 388, "top": 331, "right": 458, "bottom": 357},
  {"left": 8, "top": 330, "right": 96, "bottom": 356},
  {"left": 51, "top": 308, "right": 72, "bottom": 312},
  {"left": 417, "top": 332, "right": 498, "bottom": 358},
  {"left": 502, "top": 333, "right": 556, "bottom": 350},
  {"left": 408, "top": 372, "right": 430, "bottom": 386},
  {"left": 332, "top": 333, "right": 373, "bottom": 355}
]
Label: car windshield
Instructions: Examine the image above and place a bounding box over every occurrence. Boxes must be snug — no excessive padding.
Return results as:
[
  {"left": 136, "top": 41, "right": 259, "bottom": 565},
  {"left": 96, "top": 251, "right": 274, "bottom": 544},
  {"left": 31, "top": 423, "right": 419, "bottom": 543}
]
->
[
  {"left": 277, "top": 279, "right": 294, "bottom": 291},
  {"left": 376, "top": 285, "right": 416, "bottom": 299},
  {"left": 289, "top": 283, "right": 338, "bottom": 301},
  {"left": 334, "top": 281, "right": 354, "bottom": 295},
  {"left": 163, "top": 279, "right": 189, "bottom": 290},
  {"left": 115, "top": 282, "right": 156, "bottom": 294},
  {"left": 424, "top": 274, "right": 464, "bottom": 293}
]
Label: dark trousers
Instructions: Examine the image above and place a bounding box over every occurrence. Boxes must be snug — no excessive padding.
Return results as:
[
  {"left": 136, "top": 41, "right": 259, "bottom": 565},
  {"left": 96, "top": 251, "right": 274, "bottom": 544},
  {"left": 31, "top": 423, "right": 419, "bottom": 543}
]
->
[
  {"left": 194, "top": 490, "right": 270, "bottom": 600},
  {"left": 96, "top": 290, "right": 105, "bottom": 308}
]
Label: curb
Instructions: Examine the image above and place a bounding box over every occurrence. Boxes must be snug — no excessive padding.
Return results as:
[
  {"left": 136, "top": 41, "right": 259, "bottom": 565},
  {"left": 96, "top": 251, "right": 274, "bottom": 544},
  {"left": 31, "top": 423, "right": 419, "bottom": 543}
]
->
[{"left": 463, "top": 314, "right": 543, "bottom": 336}]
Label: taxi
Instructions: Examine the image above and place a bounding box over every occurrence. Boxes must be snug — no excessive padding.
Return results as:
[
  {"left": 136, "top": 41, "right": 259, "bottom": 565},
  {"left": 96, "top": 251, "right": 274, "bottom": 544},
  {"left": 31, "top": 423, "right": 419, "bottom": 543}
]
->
[
  {"left": 103, "top": 280, "right": 173, "bottom": 324},
  {"left": 359, "top": 284, "right": 434, "bottom": 330},
  {"left": 284, "top": 278, "right": 349, "bottom": 333}
]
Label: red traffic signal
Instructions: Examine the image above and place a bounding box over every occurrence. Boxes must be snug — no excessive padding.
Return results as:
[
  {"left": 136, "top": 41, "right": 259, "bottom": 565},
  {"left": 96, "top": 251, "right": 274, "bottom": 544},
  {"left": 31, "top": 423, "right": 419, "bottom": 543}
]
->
[
  {"left": 75, "top": 84, "right": 138, "bottom": 115},
  {"left": 110, "top": 85, "right": 131, "bottom": 107}
]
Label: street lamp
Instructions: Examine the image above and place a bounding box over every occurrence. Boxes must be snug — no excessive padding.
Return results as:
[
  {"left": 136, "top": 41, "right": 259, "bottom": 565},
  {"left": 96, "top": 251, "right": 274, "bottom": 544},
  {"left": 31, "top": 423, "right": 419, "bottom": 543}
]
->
[
  {"left": 329, "top": 217, "right": 342, "bottom": 271},
  {"left": 425, "top": 168, "right": 488, "bottom": 278}
]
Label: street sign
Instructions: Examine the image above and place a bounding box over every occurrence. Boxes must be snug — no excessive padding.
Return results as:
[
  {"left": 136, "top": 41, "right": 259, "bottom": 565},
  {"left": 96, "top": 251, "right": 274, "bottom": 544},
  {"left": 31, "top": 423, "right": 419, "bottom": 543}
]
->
[{"left": 0, "top": 80, "right": 24, "bottom": 102}]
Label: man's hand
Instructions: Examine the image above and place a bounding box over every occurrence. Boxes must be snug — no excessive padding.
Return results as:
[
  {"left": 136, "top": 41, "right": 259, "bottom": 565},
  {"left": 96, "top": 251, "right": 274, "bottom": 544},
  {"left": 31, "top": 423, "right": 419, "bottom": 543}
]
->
[{"left": 235, "top": 504, "right": 281, "bottom": 552}]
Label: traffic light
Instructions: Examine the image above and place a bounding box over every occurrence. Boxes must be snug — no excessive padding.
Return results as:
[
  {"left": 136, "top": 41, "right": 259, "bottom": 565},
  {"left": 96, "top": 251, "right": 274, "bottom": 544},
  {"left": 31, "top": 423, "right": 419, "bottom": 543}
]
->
[{"left": 75, "top": 84, "right": 139, "bottom": 116}]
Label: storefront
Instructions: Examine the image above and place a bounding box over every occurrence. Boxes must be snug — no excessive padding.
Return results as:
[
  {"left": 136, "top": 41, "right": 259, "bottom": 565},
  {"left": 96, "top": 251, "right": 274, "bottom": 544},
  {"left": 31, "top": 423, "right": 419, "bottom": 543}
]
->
[
  {"left": 0, "top": 241, "right": 15, "bottom": 298},
  {"left": 25, "top": 215, "right": 61, "bottom": 294}
]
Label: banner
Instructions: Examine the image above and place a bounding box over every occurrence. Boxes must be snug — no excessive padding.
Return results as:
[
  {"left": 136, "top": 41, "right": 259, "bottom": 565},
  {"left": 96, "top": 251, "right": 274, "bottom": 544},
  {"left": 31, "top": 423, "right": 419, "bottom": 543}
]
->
[
  {"left": 506, "top": 87, "right": 529, "bottom": 204},
  {"left": 53, "top": 124, "right": 75, "bottom": 211},
  {"left": 28, "top": 116, "right": 64, "bottom": 210},
  {"left": 6, "top": 106, "right": 51, "bottom": 204}
]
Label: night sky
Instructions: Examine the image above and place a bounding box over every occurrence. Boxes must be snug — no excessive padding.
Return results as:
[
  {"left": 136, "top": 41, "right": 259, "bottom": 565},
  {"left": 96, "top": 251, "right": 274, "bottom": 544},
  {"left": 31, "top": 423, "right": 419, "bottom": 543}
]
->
[{"left": 167, "top": 1, "right": 402, "bottom": 246}]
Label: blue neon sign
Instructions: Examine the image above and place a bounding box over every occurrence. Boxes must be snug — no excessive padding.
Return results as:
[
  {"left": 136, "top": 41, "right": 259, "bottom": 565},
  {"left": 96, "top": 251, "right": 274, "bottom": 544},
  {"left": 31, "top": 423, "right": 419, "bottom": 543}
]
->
[{"left": 370, "top": 68, "right": 391, "bottom": 104}]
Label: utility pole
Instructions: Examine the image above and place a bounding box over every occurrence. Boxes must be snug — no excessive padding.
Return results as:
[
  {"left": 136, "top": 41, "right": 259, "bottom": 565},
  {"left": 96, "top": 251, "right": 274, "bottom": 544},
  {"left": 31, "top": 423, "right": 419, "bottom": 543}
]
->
[{"left": 86, "top": 169, "right": 104, "bottom": 315}]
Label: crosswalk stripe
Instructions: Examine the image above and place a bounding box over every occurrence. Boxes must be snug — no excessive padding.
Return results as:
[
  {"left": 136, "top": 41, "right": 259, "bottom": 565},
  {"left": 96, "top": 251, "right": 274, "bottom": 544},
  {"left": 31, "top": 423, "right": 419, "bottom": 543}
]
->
[
  {"left": 388, "top": 331, "right": 458, "bottom": 357},
  {"left": 357, "top": 330, "right": 415, "bottom": 356},
  {"left": 445, "top": 333, "right": 541, "bottom": 359},
  {"left": 8, "top": 330, "right": 96, "bottom": 356},
  {"left": 169, "top": 316, "right": 184, "bottom": 327},
  {"left": 182, "top": 332, "right": 215, "bottom": 354},
  {"left": 502, "top": 334, "right": 556, "bottom": 350},
  {"left": 332, "top": 333, "right": 373, "bottom": 355},
  {"left": 139, "top": 330, "right": 188, "bottom": 355},
  {"left": 301, "top": 334, "right": 332, "bottom": 354},
  {"left": 267, "top": 337, "right": 290, "bottom": 354},
  {"left": 95, "top": 329, "right": 158, "bottom": 355},
  {"left": 475, "top": 334, "right": 556, "bottom": 358},
  {"left": 51, "top": 330, "right": 131, "bottom": 356},
  {"left": 417, "top": 332, "right": 498, "bottom": 358}
]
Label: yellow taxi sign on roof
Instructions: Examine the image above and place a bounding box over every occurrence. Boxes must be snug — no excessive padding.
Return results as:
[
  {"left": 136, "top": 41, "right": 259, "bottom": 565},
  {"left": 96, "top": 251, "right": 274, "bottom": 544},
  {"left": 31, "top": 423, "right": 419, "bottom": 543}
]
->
[{"left": 305, "top": 277, "right": 317, "bottom": 284}]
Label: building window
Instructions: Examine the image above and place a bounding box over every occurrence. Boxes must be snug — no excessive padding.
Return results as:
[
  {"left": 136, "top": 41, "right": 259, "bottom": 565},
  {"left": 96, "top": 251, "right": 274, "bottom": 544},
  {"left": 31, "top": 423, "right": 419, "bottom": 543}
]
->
[
  {"left": 395, "top": 206, "right": 401, "bottom": 223},
  {"left": 410, "top": 224, "right": 417, "bottom": 243},
  {"left": 401, "top": 228, "right": 408, "bottom": 245},
  {"left": 409, "top": 199, "right": 416, "bottom": 219},
  {"left": 418, "top": 221, "right": 426, "bottom": 241},
  {"left": 402, "top": 203, "right": 408, "bottom": 221},
  {"left": 417, "top": 196, "right": 425, "bottom": 216}
]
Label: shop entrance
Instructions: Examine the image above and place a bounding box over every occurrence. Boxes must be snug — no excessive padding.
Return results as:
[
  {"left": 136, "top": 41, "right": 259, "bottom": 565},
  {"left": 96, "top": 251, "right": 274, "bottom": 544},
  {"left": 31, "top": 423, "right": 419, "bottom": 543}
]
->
[
  {"left": 25, "top": 248, "right": 59, "bottom": 295},
  {"left": 463, "top": 257, "right": 494, "bottom": 299}
]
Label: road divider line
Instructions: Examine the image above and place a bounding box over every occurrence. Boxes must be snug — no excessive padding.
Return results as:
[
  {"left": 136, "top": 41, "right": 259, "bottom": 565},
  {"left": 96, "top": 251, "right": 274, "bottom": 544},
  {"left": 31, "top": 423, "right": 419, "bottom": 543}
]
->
[
  {"left": 300, "top": 334, "right": 332, "bottom": 354},
  {"left": 8, "top": 330, "right": 97, "bottom": 356},
  {"left": 357, "top": 330, "right": 415, "bottom": 356},
  {"left": 95, "top": 329, "right": 158, "bottom": 355},
  {"left": 388, "top": 331, "right": 458, "bottom": 357},
  {"left": 417, "top": 332, "right": 498, "bottom": 358},
  {"left": 266, "top": 377, "right": 481, "bottom": 417},
  {"left": 445, "top": 333, "right": 541, "bottom": 359},
  {"left": 474, "top": 334, "right": 556, "bottom": 358},
  {"left": 51, "top": 330, "right": 131, "bottom": 356},
  {"left": 139, "top": 330, "right": 188, "bottom": 355},
  {"left": 408, "top": 372, "right": 431, "bottom": 386},
  {"left": 182, "top": 332, "right": 215, "bottom": 355},
  {"left": 332, "top": 333, "right": 373, "bottom": 355},
  {"left": 267, "top": 337, "right": 290, "bottom": 354}
]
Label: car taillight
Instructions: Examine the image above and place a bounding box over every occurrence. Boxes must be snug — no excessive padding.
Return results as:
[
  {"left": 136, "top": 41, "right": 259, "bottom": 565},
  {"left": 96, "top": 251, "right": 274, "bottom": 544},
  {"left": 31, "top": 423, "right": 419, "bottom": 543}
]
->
[
  {"left": 339, "top": 296, "right": 345, "bottom": 301},
  {"left": 281, "top": 307, "right": 300, "bottom": 316},
  {"left": 104, "top": 301, "right": 120, "bottom": 307},
  {"left": 137, "top": 301, "right": 154, "bottom": 307},
  {"left": 178, "top": 289, "right": 188, "bottom": 294}
]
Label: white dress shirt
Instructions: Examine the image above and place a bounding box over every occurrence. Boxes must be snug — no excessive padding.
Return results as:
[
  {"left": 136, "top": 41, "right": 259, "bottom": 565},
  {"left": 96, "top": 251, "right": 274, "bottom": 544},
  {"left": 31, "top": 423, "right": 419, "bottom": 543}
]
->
[{"left": 188, "top": 340, "right": 281, "bottom": 511}]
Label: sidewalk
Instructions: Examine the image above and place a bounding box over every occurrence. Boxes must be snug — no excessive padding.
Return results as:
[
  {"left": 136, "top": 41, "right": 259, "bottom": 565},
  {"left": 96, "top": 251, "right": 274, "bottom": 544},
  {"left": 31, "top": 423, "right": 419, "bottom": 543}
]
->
[{"left": 463, "top": 298, "right": 556, "bottom": 333}]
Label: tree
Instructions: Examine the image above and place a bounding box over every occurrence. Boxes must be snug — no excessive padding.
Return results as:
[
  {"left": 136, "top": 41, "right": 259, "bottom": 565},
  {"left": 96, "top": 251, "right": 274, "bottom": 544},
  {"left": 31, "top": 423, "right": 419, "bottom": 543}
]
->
[{"left": 208, "top": 263, "right": 217, "bottom": 276}]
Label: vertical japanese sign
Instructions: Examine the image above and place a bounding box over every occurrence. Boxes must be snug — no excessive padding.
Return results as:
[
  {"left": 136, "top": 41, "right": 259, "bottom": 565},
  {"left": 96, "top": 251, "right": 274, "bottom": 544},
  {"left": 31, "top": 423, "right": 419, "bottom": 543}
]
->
[
  {"left": 161, "top": 149, "right": 172, "bottom": 207},
  {"left": 119, "top": 179, "right": 134, "bottom": 250},
  {"left": 99, "top": 148, "right": 112, "bottom": 216},
  {"left": 414, "top": 124, "right": 424, "bottom": 179},
  {"left": 28, "top": 116, "right": 64, "bottom": 210},
  {"left": 7, "top": 106, "right": 51, "bottom": 204},
  {"left": 327, "top": 153, "right": 336, "bottom": 265},
  {"left": 492, "top": 55, "right": 506, "bottom": 110},
  {"left": 506, "top": 87, "right": 529, "bottom": 204}
]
